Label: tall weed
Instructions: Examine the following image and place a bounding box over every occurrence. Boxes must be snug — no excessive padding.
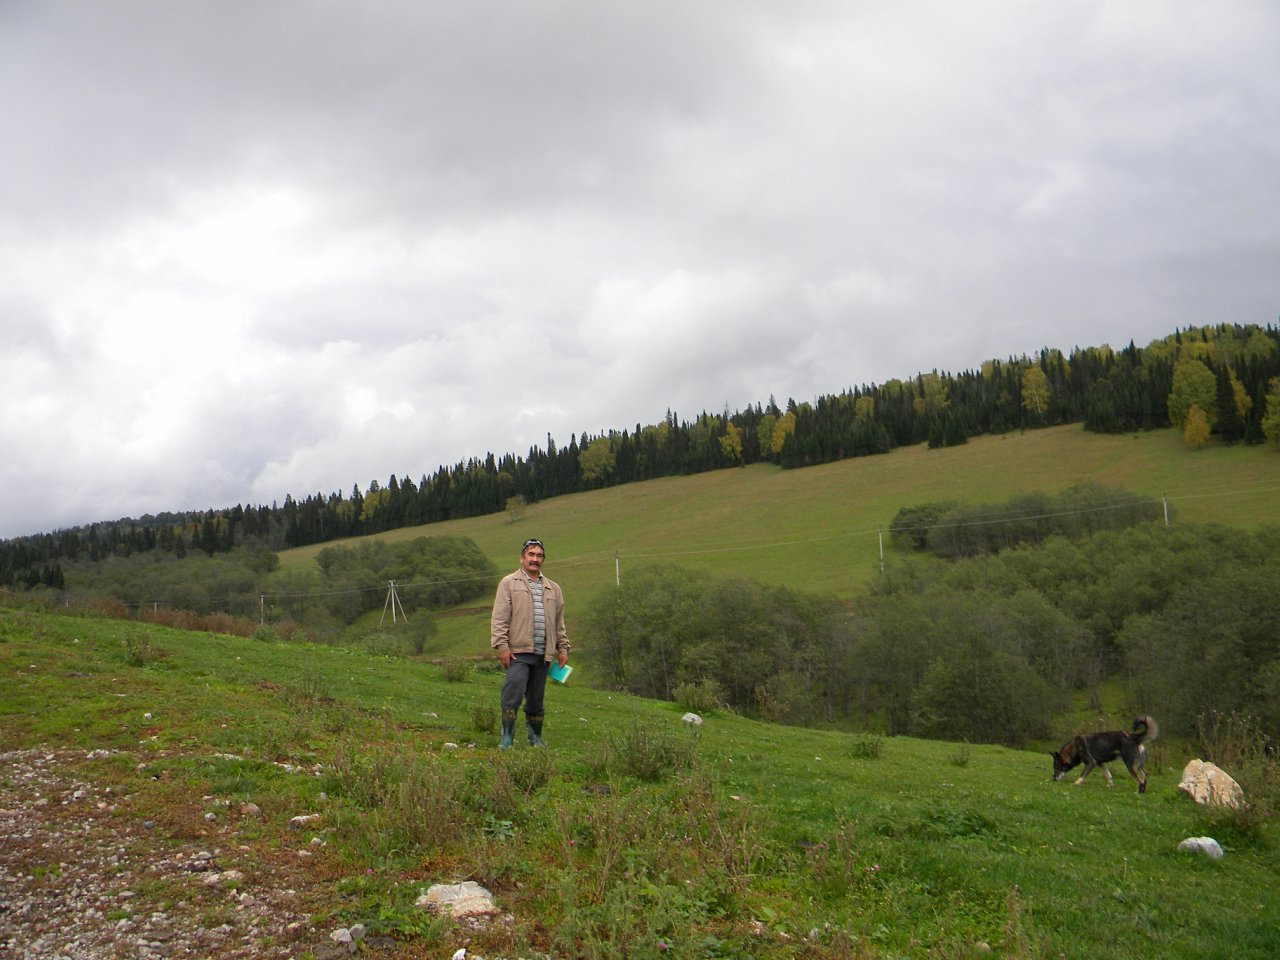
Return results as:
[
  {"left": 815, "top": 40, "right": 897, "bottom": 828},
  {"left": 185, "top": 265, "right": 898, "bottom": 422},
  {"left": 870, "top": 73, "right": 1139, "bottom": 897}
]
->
[
  {"left": 327, "top": 742, "right": 470, "bottom": 853},
  {"left": 439, "top": 657, "right": 470, "bottom": 682},
  {"left": 470, "top": 701, "right": 497, "bottom": 735},
  {"left": 850, "top": 733, "right": 885, "bottom": 760},
  {"left": 1194, "top": 711, "right": 1278, "bottom": 836},
  {"left": 279, "top": 667, "right": 330, "bottom": 708},
  {"left": 673, "top": 678, "right": 724, "bottom": 714},
  {"left": 480, "top": 747, "right": 554, "bottom": 811},
  {"left": 120, "top": 629, "right": 164, "bottom": 667},
  {"left": 594, "top": 717, "right": 700, "bottom": 782}
]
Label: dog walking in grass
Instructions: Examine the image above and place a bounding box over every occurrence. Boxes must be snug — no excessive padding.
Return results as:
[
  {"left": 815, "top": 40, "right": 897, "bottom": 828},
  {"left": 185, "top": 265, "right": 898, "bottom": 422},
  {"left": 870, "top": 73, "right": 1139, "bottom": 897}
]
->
[{"left": 1050, "top": 715, "right": 1159, "bottom": 793}]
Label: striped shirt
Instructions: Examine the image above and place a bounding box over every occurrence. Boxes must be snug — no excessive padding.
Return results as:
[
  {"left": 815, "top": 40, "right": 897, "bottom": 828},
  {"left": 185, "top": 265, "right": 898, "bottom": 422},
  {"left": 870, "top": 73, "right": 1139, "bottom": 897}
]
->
[{"left": 529, "top": 577, "right": 546, "bottom": 656}]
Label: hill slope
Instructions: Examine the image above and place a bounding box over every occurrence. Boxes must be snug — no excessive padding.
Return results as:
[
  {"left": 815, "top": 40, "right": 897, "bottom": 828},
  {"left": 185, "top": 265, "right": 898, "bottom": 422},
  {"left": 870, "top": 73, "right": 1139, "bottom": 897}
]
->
[{"left": 276, "top": 424, "right": 1280, "bottom": 656}]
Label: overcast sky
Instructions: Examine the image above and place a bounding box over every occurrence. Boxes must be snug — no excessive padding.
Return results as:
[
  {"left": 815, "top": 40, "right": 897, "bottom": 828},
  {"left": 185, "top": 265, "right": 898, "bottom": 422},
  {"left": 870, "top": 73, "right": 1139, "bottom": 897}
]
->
[{"left": 2, "top": 1, "right": 1277, "bottom": 540}]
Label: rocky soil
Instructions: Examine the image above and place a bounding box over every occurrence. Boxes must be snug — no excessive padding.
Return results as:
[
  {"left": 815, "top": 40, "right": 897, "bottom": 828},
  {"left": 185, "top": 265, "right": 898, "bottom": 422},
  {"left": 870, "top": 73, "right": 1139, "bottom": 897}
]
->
[{"left": 0, "top": 747, "right": 394, "bottom": 959}]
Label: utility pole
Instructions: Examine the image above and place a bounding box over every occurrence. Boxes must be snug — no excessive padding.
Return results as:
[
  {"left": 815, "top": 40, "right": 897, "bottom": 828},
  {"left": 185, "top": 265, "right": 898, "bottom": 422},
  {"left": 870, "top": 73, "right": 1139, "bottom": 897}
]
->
[{"left": 379, "top": 580, "right": 409, "bottom": 626}]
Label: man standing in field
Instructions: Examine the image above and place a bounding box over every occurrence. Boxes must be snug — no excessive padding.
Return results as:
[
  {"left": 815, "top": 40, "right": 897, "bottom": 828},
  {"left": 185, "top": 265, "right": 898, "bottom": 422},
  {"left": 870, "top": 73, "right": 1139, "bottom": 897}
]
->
[{"left": 490, "top": 538, "right": 570, "bottom": 749}]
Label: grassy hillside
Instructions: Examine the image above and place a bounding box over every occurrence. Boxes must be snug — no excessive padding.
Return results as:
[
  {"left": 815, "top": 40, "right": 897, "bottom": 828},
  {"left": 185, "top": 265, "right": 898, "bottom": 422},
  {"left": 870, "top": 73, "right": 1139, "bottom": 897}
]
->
[
  {"left": 1, "top": 606, "right": 1275, "bottom": 959},
  {"left": 275, "top": 425, "right": 1280, "bottom": 657}
]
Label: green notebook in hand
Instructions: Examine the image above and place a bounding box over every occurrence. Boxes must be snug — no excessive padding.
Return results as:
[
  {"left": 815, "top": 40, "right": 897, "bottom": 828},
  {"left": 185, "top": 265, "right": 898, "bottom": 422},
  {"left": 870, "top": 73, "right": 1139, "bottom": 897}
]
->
[{"left": 549, "top": 663, "right": 573, "bottom": 684}]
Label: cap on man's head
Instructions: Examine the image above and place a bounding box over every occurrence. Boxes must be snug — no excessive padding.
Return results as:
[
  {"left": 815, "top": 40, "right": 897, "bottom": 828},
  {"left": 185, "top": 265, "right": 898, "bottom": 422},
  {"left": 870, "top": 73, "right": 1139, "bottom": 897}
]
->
[{"left": 521, "top": 538, "right": 544, "bottom": 553}]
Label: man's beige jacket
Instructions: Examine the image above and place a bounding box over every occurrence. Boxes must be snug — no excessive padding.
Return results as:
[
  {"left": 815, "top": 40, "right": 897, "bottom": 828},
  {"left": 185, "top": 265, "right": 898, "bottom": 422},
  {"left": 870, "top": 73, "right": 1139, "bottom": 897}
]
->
[{"left": 490, "top": 570, "right": 570, "bottom": 661}]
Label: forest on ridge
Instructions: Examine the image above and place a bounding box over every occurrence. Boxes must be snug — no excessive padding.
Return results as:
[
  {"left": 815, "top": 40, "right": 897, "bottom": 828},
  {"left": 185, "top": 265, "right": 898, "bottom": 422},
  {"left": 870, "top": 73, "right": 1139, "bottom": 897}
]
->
[{"left": 3, "top": 321, "right": 1280, "bottom": 591}]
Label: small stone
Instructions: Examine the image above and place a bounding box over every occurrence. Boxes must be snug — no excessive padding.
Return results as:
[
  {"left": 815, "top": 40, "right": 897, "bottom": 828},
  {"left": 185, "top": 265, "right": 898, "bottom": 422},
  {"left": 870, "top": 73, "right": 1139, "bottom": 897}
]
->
[
  {"left": 1177, "top": 836, "right": 1225, "bottom": 859},
  {"left": 417, "top": 880, "right": 498, "bottom": 918}
]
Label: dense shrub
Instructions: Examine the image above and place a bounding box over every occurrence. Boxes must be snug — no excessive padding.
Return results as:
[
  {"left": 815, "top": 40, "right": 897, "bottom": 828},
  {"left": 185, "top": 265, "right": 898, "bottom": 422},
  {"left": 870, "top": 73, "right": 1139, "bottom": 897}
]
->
[
  {"left": 582, "top": 565, "right": 851, "bottom": 723},
  {"left": 890, "top": 483, "right": 1165, "bottom": 559}
]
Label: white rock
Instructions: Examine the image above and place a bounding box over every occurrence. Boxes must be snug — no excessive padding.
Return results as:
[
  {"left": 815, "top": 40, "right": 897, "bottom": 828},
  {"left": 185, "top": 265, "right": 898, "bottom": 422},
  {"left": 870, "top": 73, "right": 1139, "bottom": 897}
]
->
[
  {"left": 681, "top": 712, "right": 703, "bottom": 726},
  {"left": 416, "top": 880, "right": 498, "bottom": 918},
  {"left": 1177, "top": 836, "right": 1225, "bottom": 859},
  {"left": 1178, "top": 759, "right": 1244, "bottom": 809},
  {"left": 202, "top": 869, "right": 244, "bottom": 886}
]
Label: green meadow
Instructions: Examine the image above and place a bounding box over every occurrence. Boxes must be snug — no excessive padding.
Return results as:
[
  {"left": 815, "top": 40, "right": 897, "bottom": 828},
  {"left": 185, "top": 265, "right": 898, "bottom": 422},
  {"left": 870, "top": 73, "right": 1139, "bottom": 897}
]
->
[{"left": 1, "top": 605, "right": 1276, "bottom": 959}]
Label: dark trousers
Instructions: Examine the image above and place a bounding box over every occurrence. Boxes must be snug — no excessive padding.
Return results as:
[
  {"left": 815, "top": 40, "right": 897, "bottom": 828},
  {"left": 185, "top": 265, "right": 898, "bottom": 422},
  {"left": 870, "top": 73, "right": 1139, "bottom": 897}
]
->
[{"left": 500, "top": 653, "right": 549, "bottom": 720}]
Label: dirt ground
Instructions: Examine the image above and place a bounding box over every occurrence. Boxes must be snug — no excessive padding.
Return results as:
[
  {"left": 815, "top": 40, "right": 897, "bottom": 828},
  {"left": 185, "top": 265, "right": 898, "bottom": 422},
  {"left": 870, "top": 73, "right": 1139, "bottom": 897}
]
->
[{"left": 0, "top": 747, "right": 408, "bottom": 960}]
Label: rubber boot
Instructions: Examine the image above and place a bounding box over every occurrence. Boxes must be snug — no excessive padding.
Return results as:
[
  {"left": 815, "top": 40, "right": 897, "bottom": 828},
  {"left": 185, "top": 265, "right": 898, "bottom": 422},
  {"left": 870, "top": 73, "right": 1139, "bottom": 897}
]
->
[
  {"left": 526, "top": 714, "right": 545, "bottom": 747},
  {"left": 499, "top": 710, "right": 516, "bottom": 750}
]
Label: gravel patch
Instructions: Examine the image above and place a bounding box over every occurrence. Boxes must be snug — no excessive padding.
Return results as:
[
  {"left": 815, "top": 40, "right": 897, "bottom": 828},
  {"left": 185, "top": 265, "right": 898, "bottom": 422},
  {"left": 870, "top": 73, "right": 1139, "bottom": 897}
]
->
[{"left": 0, "top": 748, "right": 362, "bottom": 959}]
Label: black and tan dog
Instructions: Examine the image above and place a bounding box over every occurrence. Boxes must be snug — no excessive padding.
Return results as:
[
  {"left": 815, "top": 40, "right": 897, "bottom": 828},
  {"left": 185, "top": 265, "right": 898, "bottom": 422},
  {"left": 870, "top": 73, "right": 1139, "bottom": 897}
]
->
[{"left": 1050, "top": 715, "right": 1158, "bottom": 793}]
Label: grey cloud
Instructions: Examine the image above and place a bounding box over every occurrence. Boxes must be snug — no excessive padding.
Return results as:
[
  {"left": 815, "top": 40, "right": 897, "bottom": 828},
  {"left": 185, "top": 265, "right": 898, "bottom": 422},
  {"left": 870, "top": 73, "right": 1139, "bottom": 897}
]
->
[{"left": 1, "top": 1, "right": 1278, "bottom": 538}]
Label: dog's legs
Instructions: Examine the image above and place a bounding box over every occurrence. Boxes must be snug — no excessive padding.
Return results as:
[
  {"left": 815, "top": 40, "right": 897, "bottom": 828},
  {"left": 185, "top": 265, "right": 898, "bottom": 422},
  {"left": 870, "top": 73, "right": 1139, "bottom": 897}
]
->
[
  {"left": 1127, "top": 763, "right": 1147, "bottom": 794},
  {"left": 1073, "top": 761, "right": 1095, "bottom": 786},
  {"left": 1101, "top": 765, "right": 1114, "bottom": 788},
  {"left": 1125, "top": 744, "right": 1148, "bottom": 794}
]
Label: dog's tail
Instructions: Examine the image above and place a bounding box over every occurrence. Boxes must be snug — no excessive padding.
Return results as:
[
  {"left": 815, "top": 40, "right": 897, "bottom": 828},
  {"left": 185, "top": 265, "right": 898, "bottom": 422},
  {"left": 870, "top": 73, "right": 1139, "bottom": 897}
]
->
[{"left": 1133, "top": 715, "right": 1159, "bottom": 744}]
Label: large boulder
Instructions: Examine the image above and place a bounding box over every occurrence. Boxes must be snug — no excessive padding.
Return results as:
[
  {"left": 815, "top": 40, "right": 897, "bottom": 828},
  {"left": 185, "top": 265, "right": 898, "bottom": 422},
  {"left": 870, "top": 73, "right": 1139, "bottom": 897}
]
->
[{"left": 1177, "top": 759, "right": 1244, "bottom": 809}]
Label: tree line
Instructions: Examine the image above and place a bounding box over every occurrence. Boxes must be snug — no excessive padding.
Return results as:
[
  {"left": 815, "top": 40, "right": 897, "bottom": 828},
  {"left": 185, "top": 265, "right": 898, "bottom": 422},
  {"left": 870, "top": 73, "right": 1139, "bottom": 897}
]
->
[{"left": 4, "top": 321, "right": 1278, "bottom": 589}]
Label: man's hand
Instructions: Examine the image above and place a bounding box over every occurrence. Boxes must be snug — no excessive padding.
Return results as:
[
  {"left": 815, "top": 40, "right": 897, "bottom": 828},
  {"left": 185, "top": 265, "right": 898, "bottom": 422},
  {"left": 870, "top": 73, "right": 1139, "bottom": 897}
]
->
[
  {"left": 557, "top": 652, "right": 568, "bottom": 668},
  {"left": 499, "top": 648, "right": 512, "bottom": 669}
]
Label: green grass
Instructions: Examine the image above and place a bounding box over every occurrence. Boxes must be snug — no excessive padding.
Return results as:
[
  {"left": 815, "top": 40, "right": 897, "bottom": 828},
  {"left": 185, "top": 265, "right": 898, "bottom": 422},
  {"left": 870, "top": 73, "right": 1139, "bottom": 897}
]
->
[
  {"left": 276, "top": 425, "right": 1280, "bottom": 658},
  {"left": 2, "top": 605, "right": 1276, "bottom": 959}
]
